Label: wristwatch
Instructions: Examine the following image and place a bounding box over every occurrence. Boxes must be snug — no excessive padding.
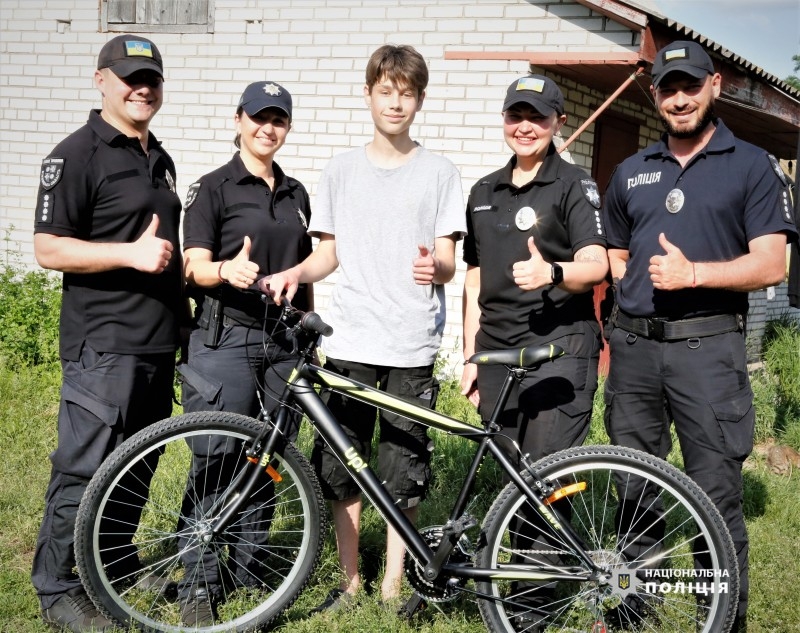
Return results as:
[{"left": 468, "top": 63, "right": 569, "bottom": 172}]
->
[{"left": 550, "top": 263, "right": 563, "bottom": 286}]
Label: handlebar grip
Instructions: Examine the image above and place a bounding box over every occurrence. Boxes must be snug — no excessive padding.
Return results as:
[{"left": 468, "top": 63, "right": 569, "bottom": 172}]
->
[{"left": 300, "top": 312, "right": 333, "bottom": 337}]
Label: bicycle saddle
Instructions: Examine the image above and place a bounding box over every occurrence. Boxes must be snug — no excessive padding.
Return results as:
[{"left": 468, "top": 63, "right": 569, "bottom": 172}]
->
[{"left": 468, "top": 344, "right": 564, "bottom": 369}]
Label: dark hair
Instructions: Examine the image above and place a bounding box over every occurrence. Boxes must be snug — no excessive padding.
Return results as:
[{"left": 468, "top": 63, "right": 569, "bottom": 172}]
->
[
  {"left": 365, "top": 44, "right": 428, "bottom": 98},
  {"left": 234, "top": 106, "right": 244, "bottom": 148}
]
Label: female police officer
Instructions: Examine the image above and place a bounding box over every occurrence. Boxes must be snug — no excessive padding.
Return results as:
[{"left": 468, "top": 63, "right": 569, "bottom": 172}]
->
[
  {"left": 178, "top": 81, "right": 313, "bottom": 625},
  {"left": 459, "top": 74, "right": 608, "bottom": 627}
]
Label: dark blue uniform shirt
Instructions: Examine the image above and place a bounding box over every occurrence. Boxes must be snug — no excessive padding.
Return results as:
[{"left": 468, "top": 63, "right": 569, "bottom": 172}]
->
[
  {"left": 33, "top": 110, "right": 182, "bottom": 361},
  {"left": 603, "top": 120, "right": 796, "bottom": 319}
]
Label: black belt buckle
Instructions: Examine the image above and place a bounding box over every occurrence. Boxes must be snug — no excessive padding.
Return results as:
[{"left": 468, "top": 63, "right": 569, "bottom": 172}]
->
[{"left": 646, "top": 318, "right": 665, "bottom": 341}]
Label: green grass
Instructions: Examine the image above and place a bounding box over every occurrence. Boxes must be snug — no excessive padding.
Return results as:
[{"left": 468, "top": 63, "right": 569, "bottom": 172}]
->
[
  {"left": 0, "top": 314, "right": 800, "bottom": 633},
  {"left": 3, "top": 352, "right": 800, "bottom": 633}
]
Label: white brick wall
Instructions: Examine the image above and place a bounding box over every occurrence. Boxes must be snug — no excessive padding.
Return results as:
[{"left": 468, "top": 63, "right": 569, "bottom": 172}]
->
[{"left": 3, "top": 0, "right": 795, "bottom": 369}]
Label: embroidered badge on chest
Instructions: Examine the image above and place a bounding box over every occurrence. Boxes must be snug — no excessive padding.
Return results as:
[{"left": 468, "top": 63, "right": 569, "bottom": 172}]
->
[{"left": 514, "top": 206, "right": 536, "bottom": 231}]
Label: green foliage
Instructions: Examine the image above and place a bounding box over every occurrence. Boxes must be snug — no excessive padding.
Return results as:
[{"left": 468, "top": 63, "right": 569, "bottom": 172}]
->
[
  {"left": 751, "top": 315, "right": 800, "bottom": 447},
  {"left": 0, "top": 232, "right": 61, "bottom": 367}
]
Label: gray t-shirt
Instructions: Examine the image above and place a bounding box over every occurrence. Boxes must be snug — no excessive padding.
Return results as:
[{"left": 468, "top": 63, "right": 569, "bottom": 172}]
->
[{"left": 310, "top": 145, "right": 466, "bottom": 367}]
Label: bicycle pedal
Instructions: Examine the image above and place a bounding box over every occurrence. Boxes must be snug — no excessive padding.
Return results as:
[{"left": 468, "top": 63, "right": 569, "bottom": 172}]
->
[{"left": 399, "top": 592, "right": 426, "bottom": 619}]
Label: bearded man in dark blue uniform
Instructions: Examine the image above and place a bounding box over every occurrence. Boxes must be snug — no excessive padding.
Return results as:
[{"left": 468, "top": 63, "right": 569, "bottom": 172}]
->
[{"left": 602, "top": 40, "right": 797, "bottom": 632}]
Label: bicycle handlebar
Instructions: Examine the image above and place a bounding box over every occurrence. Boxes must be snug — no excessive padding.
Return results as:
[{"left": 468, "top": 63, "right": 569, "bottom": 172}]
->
[{"left": 278, "top": 297, "right": 333, "bottom": 337}]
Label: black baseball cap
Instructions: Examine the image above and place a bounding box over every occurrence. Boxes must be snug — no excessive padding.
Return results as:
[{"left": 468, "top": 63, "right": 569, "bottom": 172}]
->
[
  {"left": 237, "top": 82, "right": 292, "bottom": 119},
  {"left": 502, "top": 74, "right": 564, "bottom": 116},
  {"left": 97, "top": 35, "right": 163, "bottom": 79},
  {"left": 651, "top": 41, "right": 715, "bottom": 88}
]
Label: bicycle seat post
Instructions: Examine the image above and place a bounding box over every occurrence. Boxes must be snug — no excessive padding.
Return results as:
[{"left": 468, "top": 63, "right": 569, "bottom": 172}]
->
[{"left": 483, "top": 366, "right": 525, "bottom": 430}]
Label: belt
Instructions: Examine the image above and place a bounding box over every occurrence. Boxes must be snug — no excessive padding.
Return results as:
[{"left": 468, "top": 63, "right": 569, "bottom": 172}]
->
[{"left": 613, "top": 310, "right": 743, "bottom": 342}]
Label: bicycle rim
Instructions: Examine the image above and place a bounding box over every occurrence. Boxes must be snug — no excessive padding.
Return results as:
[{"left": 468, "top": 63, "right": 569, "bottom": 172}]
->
[
  {"left": 75, "top": 411, "right": 325, "bottom": 633},
  {"left": 477, "top": 445, "right": 738, "bottom": 633}
]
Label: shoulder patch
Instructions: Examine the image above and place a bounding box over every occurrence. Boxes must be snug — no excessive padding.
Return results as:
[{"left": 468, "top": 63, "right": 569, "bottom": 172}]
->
[
  {"left": 183, "top": 182, "right": 201, "bottom": 211},
  {"left": 767, "top": 154, "right": 788, "bottom": 186},
  {"left": 581, "top": 179, "right": 601, "bottom": 208},
  {"left": 40, "top": 158, "right": 64, "bottom": 190}
]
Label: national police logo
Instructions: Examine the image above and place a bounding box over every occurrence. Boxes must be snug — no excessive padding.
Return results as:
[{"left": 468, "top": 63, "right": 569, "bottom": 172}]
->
[
  {"left": 263, "top": 82, "right": 282, "bottom": 96},
  {"left": 40, "top": 158, "right": 64, "bottom": 190},
  {"left": 581, "top": 179, "right": 601, "bottom": 208},
  {"left": 183, "top": 182, "right": 201, "bottom": 211},
  {"left": 618, "top": 574, "right": 631, "bottom": 590}
]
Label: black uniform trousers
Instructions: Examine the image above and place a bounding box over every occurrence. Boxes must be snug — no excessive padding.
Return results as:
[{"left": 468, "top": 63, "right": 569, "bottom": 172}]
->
[
  {"left": 32, "top": 344, "right": 175, "bottom": 609},
  {"left": 604, "top": 327, "right": 753, "bottom": 621},
  {"left": 177, "top": 322, "right": 299, "bottom": 598}
]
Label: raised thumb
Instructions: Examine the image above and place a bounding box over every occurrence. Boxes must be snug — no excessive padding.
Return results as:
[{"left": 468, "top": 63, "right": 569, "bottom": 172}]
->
[
  {"left": 237, "top": 236, "right": 252, "bottom": 260},
  {"left": 418, "top": 244, "right": 430, "bottom": 258},
  {"left": 145, "top": 213, "right": 160, "bottom": 235}
]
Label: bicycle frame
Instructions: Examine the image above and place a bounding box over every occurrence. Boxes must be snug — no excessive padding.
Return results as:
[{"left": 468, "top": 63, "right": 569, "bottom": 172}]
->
[{"left": 286, "top": 362, "right": 600, "bottom": 585}]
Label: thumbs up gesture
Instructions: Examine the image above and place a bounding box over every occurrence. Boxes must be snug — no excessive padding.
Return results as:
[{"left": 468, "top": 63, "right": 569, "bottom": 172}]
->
[
  {"left": 412, "top": 244, "right": 437, "bottom": 285},
  {"left": 221, "top": 236, "right": 260, "bottom": 289},
  {"left": 132, "top": 213, "right": 174, "bottom": 274},
  {"left": 649, "top": 233, "right": 692, "bottom": 290},
  {"left": 512, "top": 236, "right": 550, "bottom": 290}
]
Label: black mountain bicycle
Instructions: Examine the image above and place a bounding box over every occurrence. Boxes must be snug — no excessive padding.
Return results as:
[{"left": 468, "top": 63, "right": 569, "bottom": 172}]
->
[{"left": 75, "top": 301, "right": 738, "bottom": 632}]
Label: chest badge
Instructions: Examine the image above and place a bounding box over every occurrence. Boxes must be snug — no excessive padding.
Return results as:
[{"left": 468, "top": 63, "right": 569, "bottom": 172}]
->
[
  {"left": 665, "top": 188, "right": 684, "bottom": 214},
  {"left": 514, "top": 206, "right": 536, "bottom": 231}
]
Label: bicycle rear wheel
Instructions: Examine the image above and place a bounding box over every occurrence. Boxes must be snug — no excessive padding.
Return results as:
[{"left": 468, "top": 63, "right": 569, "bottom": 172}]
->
[
  {"left": 75, "top": 411, "right": 325, "bottom": 632},
  {"left": 477, "top": 445, "right": 738, "bottom": 633}
]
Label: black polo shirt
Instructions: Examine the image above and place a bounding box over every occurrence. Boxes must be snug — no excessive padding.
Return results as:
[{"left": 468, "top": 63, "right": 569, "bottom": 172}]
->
[
  {"left": 182, "top": 153, "right": 313, "bottom": 320},
  {"left": 464, "top": 144, "right": 605, "bottom": 347},
  {"left": 34, "top": 110, "right": 182, "bottom": 361},
  {"left": 603, "top": 120, "right": 797, "bottom": 319}
]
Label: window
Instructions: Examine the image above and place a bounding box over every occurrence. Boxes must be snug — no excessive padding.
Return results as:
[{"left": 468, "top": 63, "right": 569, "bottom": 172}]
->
[{"left": 102, "top": 0, "right": 214, "bottom": 34}]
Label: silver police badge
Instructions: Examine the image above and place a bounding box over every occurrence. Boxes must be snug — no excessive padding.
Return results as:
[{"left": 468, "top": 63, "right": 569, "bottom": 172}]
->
[
  {"left": 183, "top": 182, "right": 201, "bottom": 211},
  {"left": 263, "top": 82, "right": 282, "bottom": 96},
  {"left": 40, "top": 158, "right": 64, "bottom": 190},
  {"left": 515, "top": 206, "right": 536, "bottom": 231},
  {"left": 581, "top": 179, "right": 601, "bottom": 208},
  {"left": 665, "top": 188, "right": 684, "bottom": 214}
]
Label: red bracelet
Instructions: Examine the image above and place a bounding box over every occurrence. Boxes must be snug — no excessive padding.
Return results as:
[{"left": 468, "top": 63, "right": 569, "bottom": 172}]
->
[
  {"left": 217, "top": 260, "right": 229, "bottom": 283},
  {"left": 691, "top": 262, "right": 697, "bottom": 288}
]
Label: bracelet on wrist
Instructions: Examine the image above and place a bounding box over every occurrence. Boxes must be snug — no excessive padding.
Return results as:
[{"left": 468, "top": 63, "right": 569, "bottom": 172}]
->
[{"left": 217, "top": 260, "right": 229, "bottom": 284}]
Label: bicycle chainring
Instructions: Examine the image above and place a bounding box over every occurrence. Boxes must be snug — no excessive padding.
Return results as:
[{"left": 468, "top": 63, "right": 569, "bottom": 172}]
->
[{"left": 404, "top": 526, "right": 473, "bottom": 602}]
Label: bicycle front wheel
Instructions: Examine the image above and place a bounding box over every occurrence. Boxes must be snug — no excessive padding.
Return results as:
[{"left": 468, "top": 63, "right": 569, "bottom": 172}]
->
[
  {"left": 75, "top": 411, "right": 326, "bottom": 632},
  {"left": 477, "top": 445, "right": 738, "bottom": 633}
]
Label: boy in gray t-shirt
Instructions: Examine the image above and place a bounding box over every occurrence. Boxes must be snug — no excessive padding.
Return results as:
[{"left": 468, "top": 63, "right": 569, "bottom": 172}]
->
[{"left": 262, "top": 44, "right": 465, "bottom": 611}]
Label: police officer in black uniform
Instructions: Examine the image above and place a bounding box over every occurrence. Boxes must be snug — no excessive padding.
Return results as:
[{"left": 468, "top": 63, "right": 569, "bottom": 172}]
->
[
  {"left": 461, "top": 74, "right": 608, "bottom": 461},
  {"left": 603, "top": 41, "right": 798, "bottom": 631},
  {"left": 177, "top": 81, "right": 313, "bottom": 625},
  {"left": 460, "top": 75, "right": 608, "bottom": 627},
  {"left": 32, "top": 35, "right": 182, "bottom": 632}
]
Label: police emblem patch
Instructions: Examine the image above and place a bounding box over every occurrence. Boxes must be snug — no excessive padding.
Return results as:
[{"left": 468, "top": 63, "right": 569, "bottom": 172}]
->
[
  {"left": 263, "top": 83, "right": 282, "bottom": 96},
  {"left": 581, "top": 179, "right": 601, "bottom": 208},
  {"left": 767, "top": 154, "right": 788, "bottom": 186},
  {"left": 184, "top": 183, "right": 201, "bottom": 211},
  {"left": 40, "top": 158, "right": 64, "bottom": 190},
  {"left": 618, "top": 574, "right": 631, "bottom": 590},
  {"left": 295, "top": 208, "right": 308, "bottom": 229},
  {"left": 165, "top": 170, "right": 175, "bottom": 193}
]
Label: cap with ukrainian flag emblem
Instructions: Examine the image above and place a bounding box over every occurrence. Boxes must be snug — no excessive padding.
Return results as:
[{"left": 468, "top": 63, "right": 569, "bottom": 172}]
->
[
  {"left": 97, "top": 34, "right": 163, "bottom": 79},
  {"left": 502, "top": 74, "right": 564, "bottom": 116},
  {"left": 651, "top": 41, "right": 715, "bottom": 88}
]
